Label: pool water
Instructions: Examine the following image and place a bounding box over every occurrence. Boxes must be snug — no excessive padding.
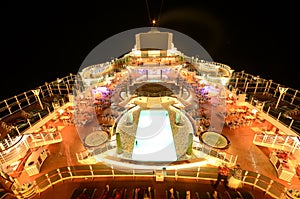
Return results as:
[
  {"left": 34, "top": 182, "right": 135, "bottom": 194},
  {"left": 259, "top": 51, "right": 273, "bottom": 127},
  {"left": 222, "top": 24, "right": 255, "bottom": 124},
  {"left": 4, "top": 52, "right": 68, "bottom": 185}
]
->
[{"left": 132, "top": 109, "right": 177, "bottom": 162}]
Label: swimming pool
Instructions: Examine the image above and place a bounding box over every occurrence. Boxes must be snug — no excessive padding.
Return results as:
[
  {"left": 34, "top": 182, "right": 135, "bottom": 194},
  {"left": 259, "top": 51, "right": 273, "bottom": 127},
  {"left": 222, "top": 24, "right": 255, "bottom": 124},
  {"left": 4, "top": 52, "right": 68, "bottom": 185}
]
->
[{"left": 132, "top": 109, "right": 177, "bottom": 162}]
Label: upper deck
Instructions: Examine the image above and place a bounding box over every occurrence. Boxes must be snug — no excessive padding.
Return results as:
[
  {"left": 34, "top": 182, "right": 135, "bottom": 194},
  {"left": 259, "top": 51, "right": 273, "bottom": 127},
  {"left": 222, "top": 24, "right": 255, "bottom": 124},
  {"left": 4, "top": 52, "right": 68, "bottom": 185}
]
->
[{"left": 0, "top": 29, "right": 299, "bottom": 198}]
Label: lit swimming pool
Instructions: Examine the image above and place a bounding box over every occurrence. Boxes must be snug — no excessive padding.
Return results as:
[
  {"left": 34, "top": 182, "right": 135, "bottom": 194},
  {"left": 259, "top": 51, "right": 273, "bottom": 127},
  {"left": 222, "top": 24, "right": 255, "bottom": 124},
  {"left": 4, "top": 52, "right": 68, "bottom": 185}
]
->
[{"left": 132, "top": 109, "right": 177, "bottom": 162}]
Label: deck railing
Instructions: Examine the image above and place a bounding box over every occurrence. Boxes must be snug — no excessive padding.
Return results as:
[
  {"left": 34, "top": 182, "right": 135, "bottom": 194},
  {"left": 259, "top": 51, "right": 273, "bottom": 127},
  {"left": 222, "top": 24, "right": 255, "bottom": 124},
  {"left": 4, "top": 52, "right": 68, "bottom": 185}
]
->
[
  {"left": 10, "top": 164, "right": 287, "bottom": 199},
  {"left": 253, "top": 133, "right": 300, "bottom": 153},
  {"left": 0, "top": 96, "right": 70, "bottom": 149},
  {"left": 229, "top": 71, "right": 300, "bottom": 135},
  {"left": 0, "top": 73, "right": 75, "bottom": 120},
  {"left": 0, "top": 136, "right": 29, "bottom": 166}
]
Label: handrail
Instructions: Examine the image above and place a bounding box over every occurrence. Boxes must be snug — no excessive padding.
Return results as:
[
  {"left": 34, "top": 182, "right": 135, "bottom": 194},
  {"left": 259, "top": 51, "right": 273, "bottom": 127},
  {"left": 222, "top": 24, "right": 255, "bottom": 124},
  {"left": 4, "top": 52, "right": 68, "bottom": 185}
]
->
[
  {"left": 229, "top": 71, "right": 300, "bottom": 135},
  {"left": 0, "top": 73, "right": 75, "bottom": 120},
  {"left": 253, "top": 133, "right": 300, "bottom": 153},
  {"left": 10, "top": 165, "right": 287, "bottom": 199}
]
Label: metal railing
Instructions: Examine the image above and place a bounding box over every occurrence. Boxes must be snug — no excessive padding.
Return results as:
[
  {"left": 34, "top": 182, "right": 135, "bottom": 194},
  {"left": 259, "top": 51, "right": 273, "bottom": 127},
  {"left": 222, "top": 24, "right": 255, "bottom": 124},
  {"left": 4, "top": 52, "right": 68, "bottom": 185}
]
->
[
  {"left": 10, "top": 164, "right": 287, "bottom": 199},
  {"left": 229, "top": 71, "right": 300, "bottom": 135},
  {"left": 253, "top": 133, "right": 300, "bottom": 153}
]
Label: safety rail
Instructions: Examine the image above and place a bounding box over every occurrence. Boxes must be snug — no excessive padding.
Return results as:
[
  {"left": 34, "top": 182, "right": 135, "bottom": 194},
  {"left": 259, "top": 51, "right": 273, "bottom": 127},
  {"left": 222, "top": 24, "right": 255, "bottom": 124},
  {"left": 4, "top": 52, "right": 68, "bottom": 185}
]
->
[
  {"left": 188, "top": 58, "right": 233, "bottom": 78},
  {"left": 253, "top": 133, "right": 300, "bottom": 153},
  {"left": 0, "top": 131, "right": 63, "bottom": 178},
  {"left": 0, "top": 101, "right": 69, "bottom": 171},
  {"left": 28, "top": 131, "right": 63, "bottom": 148},
  {"left": 0, "top": 135, "right": 24, "bottom": 152},
  {"left": 0, "top": 73, "right": 75, "bottom": 121},
  {"left": 10, "top": 164, "right": 287, "bottom": 199},
  {"left": 192, "top": 141, "right": 238, "bottom": 166},
  {"left": 0, "top": 96, "right": 70, "bottom": 152},
  {"left": 0, "top": 136, "right": 29, "bottom": 166},
  {"left": 229, "top": 71, "right": 300, "bottom": 134},
  {"left": 81, "top": 62, "right": 111, "bottom": 79},
  {"left": 76, "top": 145, "right": 117, "bottom": 163}
]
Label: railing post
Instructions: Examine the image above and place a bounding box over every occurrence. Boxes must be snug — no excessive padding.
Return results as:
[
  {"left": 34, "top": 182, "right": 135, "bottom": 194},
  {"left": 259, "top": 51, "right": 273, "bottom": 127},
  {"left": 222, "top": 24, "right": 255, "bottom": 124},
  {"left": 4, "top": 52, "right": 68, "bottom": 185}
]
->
[
  {"left": 290, "top": 90, "right": 298, "bottom": 105},
  {"left": 234, "top": 155, "right": 238, "bottom": 165},
  {"left": 289, "top": 119, "right": 294, "bottom": 128},
  {"left": 27, "top": 118, "right": 32, "bottom": 128},
  {"left": 66, "top": 83, "right": 70, "bottom": 94},
  {"left": 262, "top": 134, "right": 267, "bottom": 143},
  {"left": 4, "top": 139, "right": 9, "bottom": 148},
  {"left": 253, "top": 174, "right": 259, "bottom": 187},
  {"left": 41, "top": 133, "right": 45, "bottom": 143},
  {"left": 4, "top": 100, "right": 12, "bottom": 114},
  {"left": 80, "top": 152, "right": 84, "bottom": 161},
  {"left": 24, "top": 138, "right": 30, "bottom": 150},
  {"left": 243, "top": 77, "right": 247, "bottom": 88},
  {"left": 38, "top": 112, "right": 42, "bottom": 121},
  {"left": 34, "top": 180, "right": 41, "bottom": 196},
  {"left": 291, "top": 140, "right": 299, "bottom": 154},
  {"left": 253, "top": 134, "right": 257, "bottom": 143},
  {"left": 75, "top": 153, "right": 79, "bottom": 162},
  {"left": 47, "top": 106, "right": 51, "bottom": 114},
  {"left": 67, "top": 166, "right": 73, "bottom": 180},
  {"left": 234, "top": 77, "right": 239, "bottom": 88},
  {"left": 45, "top": 174, "right": 53, "bottom": 188},
  {"left": 263, "top": 81, "right": 269, "bottom": 95},
  {"left": 24, "top": 92, "right": 30, "bottom": 105},
  {"left": 229, "top": 155, "right": 233, "bottom": 165},
  {"left": 277, "top": 112, "right": 281, "bottom": 120},
  {"left": 222, "top": 152, "right": 226, "bottom": 162},
  {"left": 39, "top": 86, "right": 45, "bottom": 98},
  {"left": 267, "top": 106, "right": 271, "bottom": 114},
  {"left": 272, "top": 135, "right": 278, "bottom": 147},
  {"left": 57, "top": 169, "right": 63, "bottom": 183},
  {"left": 89, "top": 165, "right": 94, "bottom": 180},
  {"left": 57, "top": 78, "right": 62, "bottom": 95},
  {"left": 15, "top": 96, "right": 22, "bottom": 110},
  {"left": 0, "top": 152, "right": 5, "bottom": 163},
  {"left": 132, "top": 169, "right": 135, "bottom": 179},
  {"left": 196, "top": 167, "right": 200, "bottom": 182},
  {"left": 7, "top": 133, "right": 12, "bottom": 143},
  {"left": 282, "top": 136, "right": 290, "bottom": 151},
  {"left": 111, "top": 165, "right": 114, "bottom": 179}
]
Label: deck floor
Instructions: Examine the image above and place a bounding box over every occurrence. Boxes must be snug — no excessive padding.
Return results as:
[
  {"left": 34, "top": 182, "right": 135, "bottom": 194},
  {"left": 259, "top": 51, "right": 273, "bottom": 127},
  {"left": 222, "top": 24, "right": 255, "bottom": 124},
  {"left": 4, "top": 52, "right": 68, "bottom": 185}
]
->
[{"left": 12, "top": 100, "right": 300, "bottom": 199}]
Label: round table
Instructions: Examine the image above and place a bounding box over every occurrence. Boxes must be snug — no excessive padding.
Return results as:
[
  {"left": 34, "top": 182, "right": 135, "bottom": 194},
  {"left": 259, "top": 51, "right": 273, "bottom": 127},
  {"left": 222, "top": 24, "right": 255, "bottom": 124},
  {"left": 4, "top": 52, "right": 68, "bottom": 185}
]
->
[
  {"left": 199, "top": 131, "right": 230, "bottom": 149},
  {"left": 84, "top": 131, "right": 108, "bottom": 147}
]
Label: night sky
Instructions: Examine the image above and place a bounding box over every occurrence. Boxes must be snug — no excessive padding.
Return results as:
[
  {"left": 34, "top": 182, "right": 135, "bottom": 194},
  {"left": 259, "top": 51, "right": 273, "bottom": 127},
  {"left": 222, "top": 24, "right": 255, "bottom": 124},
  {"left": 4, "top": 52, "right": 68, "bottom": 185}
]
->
[{"left": 1, "top": 1, "right": 298, "bottom": 101}]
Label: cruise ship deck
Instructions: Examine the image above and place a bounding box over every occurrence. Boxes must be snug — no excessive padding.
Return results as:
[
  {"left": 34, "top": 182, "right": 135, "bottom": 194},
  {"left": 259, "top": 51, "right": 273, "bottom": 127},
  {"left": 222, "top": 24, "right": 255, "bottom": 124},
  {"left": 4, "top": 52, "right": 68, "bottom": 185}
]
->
[{"left": 0, "top": 28, "right": 300, "bottom": 199}]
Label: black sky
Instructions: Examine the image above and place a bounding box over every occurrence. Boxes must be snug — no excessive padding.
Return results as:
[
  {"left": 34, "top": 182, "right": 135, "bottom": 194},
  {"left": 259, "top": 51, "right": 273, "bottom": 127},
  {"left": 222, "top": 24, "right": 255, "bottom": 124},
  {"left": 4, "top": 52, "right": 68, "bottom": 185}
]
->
[{"left": 1, "top": 1, "right": 298, "bottom": 100}]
